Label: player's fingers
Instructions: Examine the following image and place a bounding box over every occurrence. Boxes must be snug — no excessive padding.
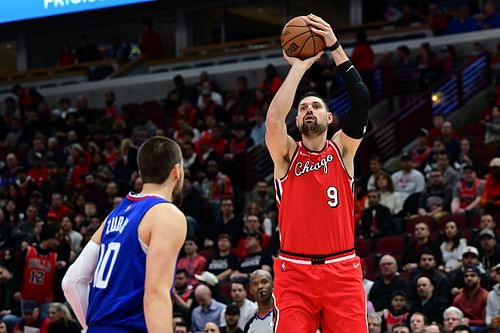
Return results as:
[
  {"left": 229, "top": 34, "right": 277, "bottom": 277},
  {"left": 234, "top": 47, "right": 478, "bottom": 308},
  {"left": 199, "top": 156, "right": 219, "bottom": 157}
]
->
[
  {"left": 307, "top": 15, "right": 332, "bottom": 30},
  {"left": 310, "top": 27, "right": 327, "bottom": 36},
  {"left": 307, "top": 17, "right": 330, "bottom": 31}
]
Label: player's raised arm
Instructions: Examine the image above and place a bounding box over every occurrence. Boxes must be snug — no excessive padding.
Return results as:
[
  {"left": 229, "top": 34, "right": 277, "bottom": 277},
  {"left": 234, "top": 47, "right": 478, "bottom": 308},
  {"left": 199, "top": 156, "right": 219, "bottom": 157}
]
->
[
  {"left": 143, "top": 203, "right": 187, "bottom": 333},
  {"left": 307, "top": 14, "right": 371, "bottom": 170},
  {"left": 61, "top": 223, "right": 105, "bottom": 329},
  {"left": 265, "top": 51, "right": 323, "bottom": 178}
]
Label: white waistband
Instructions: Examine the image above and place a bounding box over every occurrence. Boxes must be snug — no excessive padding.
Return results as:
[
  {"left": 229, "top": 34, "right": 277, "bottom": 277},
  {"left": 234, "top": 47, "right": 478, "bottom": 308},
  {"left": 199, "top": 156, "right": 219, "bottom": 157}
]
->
[{"left": 278, "top": 253, "right": 356, "bottom": 265}]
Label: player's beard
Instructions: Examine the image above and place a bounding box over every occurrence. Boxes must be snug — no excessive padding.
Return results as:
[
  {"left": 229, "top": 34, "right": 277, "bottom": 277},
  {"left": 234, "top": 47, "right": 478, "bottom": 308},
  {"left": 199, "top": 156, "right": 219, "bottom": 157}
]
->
[
  {"left": 299, "top": 119, "right": 327, "bottom": 138},
  {"left": 172, "top": 179, "right": 184, "bottom": 206}
]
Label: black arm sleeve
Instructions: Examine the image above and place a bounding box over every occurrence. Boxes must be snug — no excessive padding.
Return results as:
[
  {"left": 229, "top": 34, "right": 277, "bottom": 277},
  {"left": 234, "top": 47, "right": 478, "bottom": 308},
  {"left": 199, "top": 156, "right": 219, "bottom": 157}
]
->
[{"left": 337, "top": 60, "right": 371, "bottom": 139}]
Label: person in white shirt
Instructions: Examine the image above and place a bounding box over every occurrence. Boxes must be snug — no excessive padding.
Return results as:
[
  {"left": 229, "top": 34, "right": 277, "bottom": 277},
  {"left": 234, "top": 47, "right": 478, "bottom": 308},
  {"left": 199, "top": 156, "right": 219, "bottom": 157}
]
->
[
  {"left": 229, "top": 280, "right": 257, "bottom": 330},
  {"left": 391, "top": 152, "right": 426, "bottom": 202}
]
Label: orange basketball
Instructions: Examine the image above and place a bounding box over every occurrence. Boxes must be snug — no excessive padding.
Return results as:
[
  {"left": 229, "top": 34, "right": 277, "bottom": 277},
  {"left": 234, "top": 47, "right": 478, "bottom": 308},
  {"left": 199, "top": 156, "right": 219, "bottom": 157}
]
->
[{"left": 281, "top": 16, "right": 326, "bottom": 60}]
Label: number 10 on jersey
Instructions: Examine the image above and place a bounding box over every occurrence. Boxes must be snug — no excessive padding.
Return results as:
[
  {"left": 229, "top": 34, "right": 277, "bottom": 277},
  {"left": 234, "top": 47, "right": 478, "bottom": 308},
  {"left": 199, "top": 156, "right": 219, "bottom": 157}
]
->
[{"left": 93, "top": 242, "right": 121, "bottom": 289}]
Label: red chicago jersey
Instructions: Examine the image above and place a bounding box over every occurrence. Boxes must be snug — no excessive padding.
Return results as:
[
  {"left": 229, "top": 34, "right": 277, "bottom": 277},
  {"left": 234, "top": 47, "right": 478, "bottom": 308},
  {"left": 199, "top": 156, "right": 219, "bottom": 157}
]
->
[
  {"left": 21, "top": 246, "right": 57, "bottom": 304},
  {"left": 274, "top": 140, "right": 355, "bottom": 255},
  {"left": 458, "top": 179, "right": 483, "bottom": 208}
]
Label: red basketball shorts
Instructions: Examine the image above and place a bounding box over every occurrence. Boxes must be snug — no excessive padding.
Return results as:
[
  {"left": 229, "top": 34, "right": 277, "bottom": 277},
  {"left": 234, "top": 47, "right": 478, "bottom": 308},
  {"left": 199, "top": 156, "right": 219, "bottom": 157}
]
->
[{"left": 273, "top": 254, "right": 368, "bottom": 333}]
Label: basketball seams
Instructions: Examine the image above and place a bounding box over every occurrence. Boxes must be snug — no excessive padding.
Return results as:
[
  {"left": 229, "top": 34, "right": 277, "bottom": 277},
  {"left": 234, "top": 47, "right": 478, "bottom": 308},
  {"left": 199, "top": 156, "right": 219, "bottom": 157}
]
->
[
  {"left": 281, "top": 29, "right": 312, "bottom": 47},
  {"left": 296, "top": 36, "right": 313, "bottom": 58}
]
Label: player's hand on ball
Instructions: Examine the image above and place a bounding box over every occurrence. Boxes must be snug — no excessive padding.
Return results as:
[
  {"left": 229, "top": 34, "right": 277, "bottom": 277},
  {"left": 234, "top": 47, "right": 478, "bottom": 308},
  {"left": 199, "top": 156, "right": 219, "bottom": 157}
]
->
[
  {"left": 283, "top": 50, "right": 324, "bottom": 69},
  {"left": 306, "top": 14, "right": 338, "bottom": 48}
]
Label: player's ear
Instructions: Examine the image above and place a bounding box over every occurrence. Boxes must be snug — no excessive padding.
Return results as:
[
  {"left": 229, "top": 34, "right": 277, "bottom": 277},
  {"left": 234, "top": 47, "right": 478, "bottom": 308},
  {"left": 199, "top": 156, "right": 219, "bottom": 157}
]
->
[
  {"left": 171, "top": 163, "right": 181, "bottom": 181},
  {"left": 327, "top": 112, "right": 333, "bottom": 125}
]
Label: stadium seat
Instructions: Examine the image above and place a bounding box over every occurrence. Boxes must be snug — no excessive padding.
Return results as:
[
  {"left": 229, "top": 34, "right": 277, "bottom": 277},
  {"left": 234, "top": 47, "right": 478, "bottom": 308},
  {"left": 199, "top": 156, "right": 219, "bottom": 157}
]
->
[
  {"left": 355, "top": 238, "right": 373, "bottom": 257},
  {"left": 437, "top": 213, "right": 467, "bottom": 231},
  {"left": 374, "top": 235, "right": 405, "bottom": 255},
  {"left": 405, "top": 216, "right": 434, "bottom": 233}
]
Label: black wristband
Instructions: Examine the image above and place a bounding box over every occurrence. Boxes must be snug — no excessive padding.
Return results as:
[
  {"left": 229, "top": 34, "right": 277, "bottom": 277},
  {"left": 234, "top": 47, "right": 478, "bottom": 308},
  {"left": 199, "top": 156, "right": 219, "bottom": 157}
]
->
[{"left": 326, "top": 41, "right": 340, "bottom": 51}]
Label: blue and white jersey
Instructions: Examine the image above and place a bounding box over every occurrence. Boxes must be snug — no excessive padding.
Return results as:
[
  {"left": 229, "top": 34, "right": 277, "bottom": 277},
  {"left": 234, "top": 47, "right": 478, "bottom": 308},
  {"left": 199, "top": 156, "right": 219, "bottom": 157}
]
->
[{"left": 87, "top": 192, "right": 169, "bottom": 331}]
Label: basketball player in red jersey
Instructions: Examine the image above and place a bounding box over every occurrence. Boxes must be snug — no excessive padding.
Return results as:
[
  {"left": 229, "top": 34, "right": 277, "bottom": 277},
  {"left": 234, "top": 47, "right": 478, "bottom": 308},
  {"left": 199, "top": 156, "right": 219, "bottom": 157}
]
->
[{"left": 266, "top": 14, "right": 371, "bottom": 333}]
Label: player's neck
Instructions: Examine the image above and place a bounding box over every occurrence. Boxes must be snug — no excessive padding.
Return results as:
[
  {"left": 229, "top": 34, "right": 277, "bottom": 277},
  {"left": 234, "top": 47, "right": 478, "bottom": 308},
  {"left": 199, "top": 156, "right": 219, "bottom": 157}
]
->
[
  {"left": 301, "top": 133, "right": 328, "bottom": 152},
  {"left": 140, "top": 183, "right": 174, "bottom": 202},
  {"left": 257, "top": 301, "right": 273, "bottom": 317}
]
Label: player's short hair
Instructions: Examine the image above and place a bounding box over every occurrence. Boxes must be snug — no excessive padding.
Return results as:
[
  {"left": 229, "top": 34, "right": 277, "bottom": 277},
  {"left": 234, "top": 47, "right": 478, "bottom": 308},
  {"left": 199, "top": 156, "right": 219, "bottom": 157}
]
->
[
  {"left": 298, "top": 91, "right": 329, "bottom": 111},
  {"left": 137, "top": 136, "right": 182, "bottom": 185}
]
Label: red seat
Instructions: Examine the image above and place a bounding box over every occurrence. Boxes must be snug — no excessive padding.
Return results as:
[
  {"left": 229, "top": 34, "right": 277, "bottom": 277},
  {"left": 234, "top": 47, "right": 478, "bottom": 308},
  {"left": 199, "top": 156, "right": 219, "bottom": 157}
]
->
[
  {"left": 405, "top": 216, "right": 434, "bottom": 233},
  {"left": 355, "top": 238, "right": 373, "bottom": 257},
  {"left": 374, "top": 235, "right": 405, "bottom": 255},
  {"left": 437, "top": 213, "right": 467, "bottom": 231}
]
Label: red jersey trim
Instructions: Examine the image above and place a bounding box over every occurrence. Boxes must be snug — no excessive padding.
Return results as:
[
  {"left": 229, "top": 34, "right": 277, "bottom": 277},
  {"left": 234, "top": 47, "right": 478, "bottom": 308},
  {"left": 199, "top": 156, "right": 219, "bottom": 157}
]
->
[
  {"left": 126, "top": 192, "right": 168, "bottom": 201},
  {"left": 330, "top": 140, "right": 353, "bottom": 180}
]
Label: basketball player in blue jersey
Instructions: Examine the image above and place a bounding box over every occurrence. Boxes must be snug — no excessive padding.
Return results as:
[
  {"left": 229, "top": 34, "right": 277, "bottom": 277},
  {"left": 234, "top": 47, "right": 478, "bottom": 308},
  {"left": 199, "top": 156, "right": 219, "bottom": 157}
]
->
[{"left": 62, "top": 136, "right": 187, "bottom": 333}]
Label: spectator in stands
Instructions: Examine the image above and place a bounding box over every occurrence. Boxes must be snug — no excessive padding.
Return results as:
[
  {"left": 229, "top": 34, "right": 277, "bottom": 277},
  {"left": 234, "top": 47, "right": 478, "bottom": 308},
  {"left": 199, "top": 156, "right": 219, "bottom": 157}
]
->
[
  {"left": 416, "top": 42, "right": 439, "bottom": 90},
  {"left": 402, "top": 222, "right": 442, "bottom": 272},
  {"left": 484, "top": 104, "right": 500, "bottom": 145},
  {"left": 478, "top": 229, "right": 500, "bottom": 272},
  {"left": 392, "top": 152, "right": 426, "bottom": 203},
  {"left": 425, "top": 323, "right": 445, "bottom": 333},
  {"left": 369, "top": 254, "right": 409, "bottom": 311},
  {"left": 451, "top": 164, "right": 484, "bottom": 214},
  {"left": 172, "top": 269, "right": 194, "bottom": 324},
  {"left": 206, "top": 234, "right": 238, "bottom": 283},
  {"left": 11, "top": 84, "right": 45, "bottom": 115},
  {"left": 411, "top": 250, "right": 450, "bottom": 301},
  {"left": 177, "top": 237, "right": 207, "bottom": 286},
  {"left": 418, "top": 168, "right": 453, "bottom": 219},
  {"left": 412, "top": 128, "right": 432, "bottom": 170},
  {"left": 456, "top": 138, "right": 483, "bottom": 176},
  {"left": 131, "top": 110, "right": 157, "bottom": 146},
  {"left": 11, "top": 205, "right": 41, "bottom": 245},
  {"left": 47, "top": 302, "right": 80, "bottom": 333},
  {"left": 450, "top": 246, "right": 488, "bottom": 297},
  {"left": 230, "top": 233, "right": 272, "bottom": 281},
  {"left": 364, "top": 155, "right": 384, "bottom": 192},
  {"left": 372, "top": 171, "right": 403, "bottom": 215},
  {"left": 245, "top": 270, "right": 273, "bottom": 333},
  {"left": 394, "top": 45, "right": 415, "bottom": 94},
  {"left": 258, "top": 64, "right": 282, "bottom": 97},
  {"left": 410, "top": 276, "right": 449, "bottom": 325},
  {"left": 191, "top": 284, "right": 226, "bottom": 332},
  {"left": 246, "top": 203, "right": 273, "bottom": 237},
  {"left": 107, "top": 34, "right": 130, "bottom": 63},
  {"left": 440, "top": 122, "right": 461, "bottom": 163},
  {"left": 441, "top": 221, "right": 468, "bottom": 273},
  {"left": 221, "top": 304, "right": 243, "bottom": 333},
  {"left": 409, "top": 312, "right": 428, "bottom": 333},
  {"left": 249, "top": 111, "right": 266, "bottom": 145},
  {"left": 486, "top": 263, "right": 500, "bottom": 328},
  {"left": 245, "top": 181, "right": 274, "bottom": 218},
  {"left": 440, "top": 45, "right": 459, "bottom": 76},
  {"left": 167, "top": 75, "right": 197, "bottom": 111},
  {"left": 425, "top": 4, "right": 448, "bottom": 36},
  {"left": 445, "top": 5, "right": 479, "bottom": 35},
  {"left": 381, "top": 291, "right": 409, "bottom": 333},
  {"left": 235, "top": 213, "right": 269, "bottom": 258},
  {"left": 181, "top": 172, "right": 207, "bottom": 233},
  {"left": 60, "top": 215, "right": 82, "bottom": 254},
  {"left": 451, "top": 325, "right": 470, "bottom": 333},
  {"left": 368, "top": 312, "right": 382, "bottom": 333},
  {"left": 351, "top": 30, "right": 375, "bottom": 93},
  {"left": 139, "top": 19, "right": 162, "bottom": 58},
  {"left": 452, "top": 266, "right": 488, "bottom": 328},
  {"left": 197, "top": 80, "right": 224, "bottom": 113},
  {"left": 435, "top": 151, "right": 461, "bottom": 188},
  {"left": 443, "top": 306, "right": 464, "bottom": 333},
  {"left": 211, "top": 198, "right": 242, "bottom": 246},
  {"left": 57, "top": 42, "right": 75, "bottom": 67},
  {"left": 480, "top": 0, "right": 500, "bottom": 29},
  {"left": 75, "top": 35, "right": 101, "bottom": 63},
  {"left": 13, "top": 301, "right": 49, "bottom": 333},
  {"left": 392, "top": 323, "right": 410, "bottom": 333},
  {"left": 428, "top": 112, "right": 445, "bottom": 144},
  {"left": 229, "top": 280, "right": 257, "bottom": 330},
  {"left": 361, "top": 190, "right": 393, "bottom": 238},
  {"left": 202, "top": 159, "right": 233, "bottom": 203},
  {"left": 47, "top": 193, "right": 70, "bottom": 223},
  {"left": 479, "top": 157, "right": 500, "bottom": 213},
  {"left": 396, "top": 4, "right": 421, "bottom": 26}
]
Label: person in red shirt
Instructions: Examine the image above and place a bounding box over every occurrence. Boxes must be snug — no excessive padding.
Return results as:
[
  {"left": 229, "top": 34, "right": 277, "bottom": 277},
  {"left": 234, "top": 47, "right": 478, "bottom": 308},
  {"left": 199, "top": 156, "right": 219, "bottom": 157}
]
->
[
  {"left": 351, "top": 30, "right": 375, "bottom": 95},
  {"left": 452, "top": 266, "right": 489, "bottom": 327},
  {"left": 258, "top": 65, "right": 282, "bottom": 97},
  {"left": 266, "top": 14, "right": 370, "bottom": 333},
  {"left": 47, "top": 193, "right": 71, "bottom": 223},
  {"left": 176, "top": 237, "right": 207, "bottom": 286},
  {"left": 480, "top": 157, "right": 500, "bottom": 212},
  {"left": 139, "top": 19, "right": 162, "bottom": 58},
  {"left": 13, "top": 301, "right": 49, "bottom": 333}
]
